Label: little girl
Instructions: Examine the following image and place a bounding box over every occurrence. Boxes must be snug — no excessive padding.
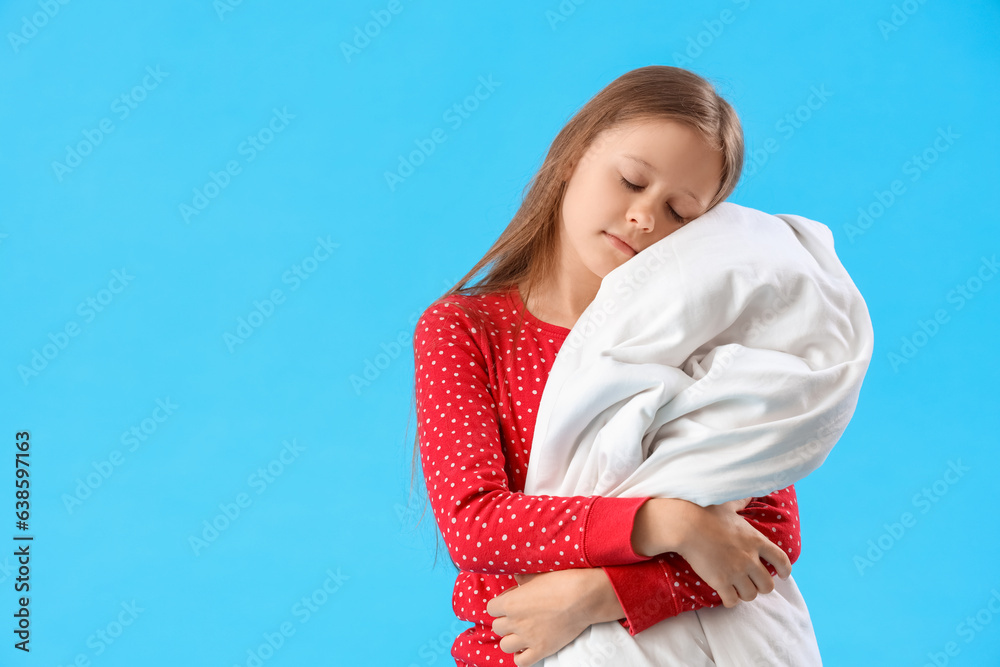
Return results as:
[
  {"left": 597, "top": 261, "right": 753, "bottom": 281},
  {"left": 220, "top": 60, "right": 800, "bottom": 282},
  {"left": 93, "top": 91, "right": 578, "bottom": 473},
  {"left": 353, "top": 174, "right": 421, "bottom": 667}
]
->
[{"left": 411, "top": 66, "right": 808, "bottom": 666}]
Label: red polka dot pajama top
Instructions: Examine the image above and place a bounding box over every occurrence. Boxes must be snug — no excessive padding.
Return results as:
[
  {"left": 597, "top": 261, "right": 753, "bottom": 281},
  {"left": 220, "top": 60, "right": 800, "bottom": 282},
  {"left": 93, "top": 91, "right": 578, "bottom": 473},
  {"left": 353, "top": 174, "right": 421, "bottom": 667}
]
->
[{"left": 412, "top": 285, "right": 802, "bottom": 667}]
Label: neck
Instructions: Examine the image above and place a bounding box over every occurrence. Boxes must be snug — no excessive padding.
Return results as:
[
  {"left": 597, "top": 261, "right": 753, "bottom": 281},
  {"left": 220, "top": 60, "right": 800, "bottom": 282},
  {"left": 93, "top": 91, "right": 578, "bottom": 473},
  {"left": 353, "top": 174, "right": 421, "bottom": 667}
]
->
[{"left": 521, "top": 269, "right": 601, "bottom": 329}]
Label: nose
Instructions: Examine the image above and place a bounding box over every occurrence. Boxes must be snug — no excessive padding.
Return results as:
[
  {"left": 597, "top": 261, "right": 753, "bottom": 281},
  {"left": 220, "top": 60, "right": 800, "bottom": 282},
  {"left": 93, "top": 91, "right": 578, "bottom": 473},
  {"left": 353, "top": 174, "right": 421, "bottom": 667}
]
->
[{"left": 628, "top": 204, "right": 655, "bottom": 233}]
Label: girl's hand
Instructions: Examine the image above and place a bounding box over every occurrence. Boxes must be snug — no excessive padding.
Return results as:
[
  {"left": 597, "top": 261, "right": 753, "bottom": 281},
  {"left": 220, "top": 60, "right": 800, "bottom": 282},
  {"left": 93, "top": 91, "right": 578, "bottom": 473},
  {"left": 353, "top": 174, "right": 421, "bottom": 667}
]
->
[
  {"left": 485, "top": 568, "right": 621, "bottom": 667},
  {"left": 673, "top": 497, "right": 792, "bottom": 609}
]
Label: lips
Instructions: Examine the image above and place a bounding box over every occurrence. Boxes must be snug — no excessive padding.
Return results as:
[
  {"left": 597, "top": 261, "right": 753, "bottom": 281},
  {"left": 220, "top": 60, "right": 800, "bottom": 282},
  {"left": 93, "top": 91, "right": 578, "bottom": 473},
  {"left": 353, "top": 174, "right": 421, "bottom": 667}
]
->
[{"left": 604, "top": 232, "right": 637, "bottom": 256}]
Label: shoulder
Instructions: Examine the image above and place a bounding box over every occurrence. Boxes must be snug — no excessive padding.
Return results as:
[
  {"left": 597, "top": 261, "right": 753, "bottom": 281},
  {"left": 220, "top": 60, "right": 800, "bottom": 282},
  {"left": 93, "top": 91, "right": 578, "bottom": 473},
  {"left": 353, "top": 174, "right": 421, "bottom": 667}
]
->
[
  {"left": 413, "top": 290, "right": 508, "bottom": 355},
  {"left": 415, "top": 290, "right": 509, "bottom": 338}
]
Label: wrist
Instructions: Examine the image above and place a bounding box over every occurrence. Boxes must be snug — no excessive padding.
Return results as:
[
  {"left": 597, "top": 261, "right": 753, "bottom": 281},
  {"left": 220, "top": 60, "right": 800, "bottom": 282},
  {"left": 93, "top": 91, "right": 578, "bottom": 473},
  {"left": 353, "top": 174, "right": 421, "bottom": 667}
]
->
[
  {"left": 632, "top": 498, "right": 693, "bottom": 557},
  {"left": 580, "top": 568, "right": 625, "bottom": 625}
]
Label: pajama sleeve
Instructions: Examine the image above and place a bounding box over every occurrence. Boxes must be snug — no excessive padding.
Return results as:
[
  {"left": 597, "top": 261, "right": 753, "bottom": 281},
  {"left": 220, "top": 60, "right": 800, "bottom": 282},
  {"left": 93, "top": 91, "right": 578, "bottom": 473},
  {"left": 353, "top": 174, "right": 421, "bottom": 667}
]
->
[
  {"left": 414, "top": 299, "right": 655, "bottom": 575},
  {"left": 602, "top": 485, "right": 803, "bottom": 635}
]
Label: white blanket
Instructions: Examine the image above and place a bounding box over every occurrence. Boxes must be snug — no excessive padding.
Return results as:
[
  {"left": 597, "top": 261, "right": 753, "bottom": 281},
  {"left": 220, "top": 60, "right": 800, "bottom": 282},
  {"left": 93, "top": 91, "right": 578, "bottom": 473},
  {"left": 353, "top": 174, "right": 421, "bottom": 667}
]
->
[{"left": 522, "top": 202, "right": 874, "bottom": 666}]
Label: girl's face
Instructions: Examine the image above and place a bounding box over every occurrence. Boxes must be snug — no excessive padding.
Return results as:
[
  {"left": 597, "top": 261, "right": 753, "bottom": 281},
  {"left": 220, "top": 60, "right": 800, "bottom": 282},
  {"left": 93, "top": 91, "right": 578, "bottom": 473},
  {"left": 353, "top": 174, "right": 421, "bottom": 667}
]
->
[{"left": 557, "top": 117, "right": 724, "bottom": 282}]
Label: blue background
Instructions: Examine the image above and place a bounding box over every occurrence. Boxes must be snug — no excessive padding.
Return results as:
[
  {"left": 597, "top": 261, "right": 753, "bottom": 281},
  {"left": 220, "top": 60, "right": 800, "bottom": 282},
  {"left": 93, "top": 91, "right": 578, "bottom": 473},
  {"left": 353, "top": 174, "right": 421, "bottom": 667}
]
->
[{"left": 1, "top": 1, "right": 998, "bottom": 665}]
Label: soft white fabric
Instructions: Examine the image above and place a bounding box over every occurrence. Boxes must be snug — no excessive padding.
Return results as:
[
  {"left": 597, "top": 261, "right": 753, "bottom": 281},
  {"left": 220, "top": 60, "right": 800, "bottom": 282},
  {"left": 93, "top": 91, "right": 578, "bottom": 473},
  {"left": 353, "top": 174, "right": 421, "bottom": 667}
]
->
[{"left": 522, "top": 202, "right": 874, "bottom": 666}]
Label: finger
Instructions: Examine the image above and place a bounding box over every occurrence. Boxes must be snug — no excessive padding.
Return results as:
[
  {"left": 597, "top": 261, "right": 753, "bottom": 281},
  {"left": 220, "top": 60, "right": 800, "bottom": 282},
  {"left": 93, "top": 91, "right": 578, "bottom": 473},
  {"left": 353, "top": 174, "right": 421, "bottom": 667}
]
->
[
  {"left": 491, "top": 616, "right": 512, "bottom": 637},
  {"left": 733, "top": 575, "right": 758, "bottom": 603},
  {"left": 515, "top": 648, "right": 541, "bottom": 667},
  {"left": 760, "top": 541, "right": 793, "bottom": 579},
  {"left": 486, "top": 594, "right": 508, "bottom": 618},
  {"left": 499, "top": 632, "right": 529, "bottom": 655},
  {"left": 748, "top": 563, "right": 776, "bottom": 595},
  {"left": 717, "top": 584, "right": 740, "bottom": 608}
]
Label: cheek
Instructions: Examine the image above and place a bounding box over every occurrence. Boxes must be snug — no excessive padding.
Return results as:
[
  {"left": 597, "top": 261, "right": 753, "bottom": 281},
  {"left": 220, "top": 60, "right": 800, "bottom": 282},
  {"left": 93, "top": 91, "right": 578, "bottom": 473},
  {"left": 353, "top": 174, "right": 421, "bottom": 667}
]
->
[
  {"left": 561, "top": 182, "right": 589, "bottom": 225},
  {"left": 567, "top": 179, "right": 615, "bottom": 222},
  {"left": 562, "top": 175, "right": 622, "bottom": 240}
]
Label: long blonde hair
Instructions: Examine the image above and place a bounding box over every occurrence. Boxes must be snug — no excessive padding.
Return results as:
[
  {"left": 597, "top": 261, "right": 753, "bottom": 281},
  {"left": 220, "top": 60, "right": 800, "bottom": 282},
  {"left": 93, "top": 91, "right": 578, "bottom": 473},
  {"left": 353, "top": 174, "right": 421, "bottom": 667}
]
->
[{"left": 405, "top": 65, "right": 744, "bottom": 569}]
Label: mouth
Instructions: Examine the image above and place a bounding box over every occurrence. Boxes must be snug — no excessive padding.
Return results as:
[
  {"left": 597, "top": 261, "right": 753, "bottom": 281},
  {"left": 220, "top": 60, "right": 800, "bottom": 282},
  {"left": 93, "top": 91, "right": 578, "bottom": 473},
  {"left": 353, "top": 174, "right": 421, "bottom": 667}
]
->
[{"left": 604, "top": 232, "right": 637, "bottom": 256}]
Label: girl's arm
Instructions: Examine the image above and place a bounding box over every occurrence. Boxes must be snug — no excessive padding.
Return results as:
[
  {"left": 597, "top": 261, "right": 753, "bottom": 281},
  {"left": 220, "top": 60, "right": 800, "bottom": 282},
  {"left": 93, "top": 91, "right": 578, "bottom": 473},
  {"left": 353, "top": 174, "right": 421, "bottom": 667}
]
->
[
  {"left": 602, "top": 485, "right": 802, "bottom": 635},
  {"left": 414, "top": 301, "right": 667, "bottom": 574},
  {"left": 485, "top": 487, "right": 801, "bottom": 662}
]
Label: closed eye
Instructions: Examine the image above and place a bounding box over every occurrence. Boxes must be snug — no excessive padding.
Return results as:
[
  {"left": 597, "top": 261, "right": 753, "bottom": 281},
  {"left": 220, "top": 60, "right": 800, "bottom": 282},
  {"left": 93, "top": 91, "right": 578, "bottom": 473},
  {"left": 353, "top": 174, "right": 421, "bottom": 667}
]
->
[
  {"left": 619, "top": 176, "right": 686, "bottom": 224},
  {"left": 620, "top": 176, "right": 643, "bottom": 192}
]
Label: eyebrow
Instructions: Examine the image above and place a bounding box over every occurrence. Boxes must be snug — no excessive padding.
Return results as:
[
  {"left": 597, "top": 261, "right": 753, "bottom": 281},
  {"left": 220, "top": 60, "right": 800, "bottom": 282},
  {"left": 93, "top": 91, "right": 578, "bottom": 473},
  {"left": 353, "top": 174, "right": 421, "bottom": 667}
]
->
[{"left": 622, "top": 154, "right": 704, "bottom": 206}]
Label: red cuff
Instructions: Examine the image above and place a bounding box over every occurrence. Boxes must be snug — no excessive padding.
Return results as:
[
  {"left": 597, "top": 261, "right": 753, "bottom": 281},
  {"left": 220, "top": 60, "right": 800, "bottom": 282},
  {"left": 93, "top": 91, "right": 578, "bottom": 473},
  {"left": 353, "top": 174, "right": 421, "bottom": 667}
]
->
[
  {"left": 581, "top": 496, "right": 652, "bottom": 567},
  {"left": 603, "top": 560, "right": 681, "bottom": 635}
]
